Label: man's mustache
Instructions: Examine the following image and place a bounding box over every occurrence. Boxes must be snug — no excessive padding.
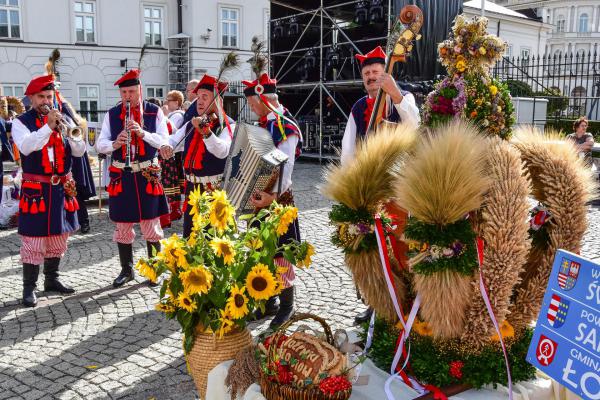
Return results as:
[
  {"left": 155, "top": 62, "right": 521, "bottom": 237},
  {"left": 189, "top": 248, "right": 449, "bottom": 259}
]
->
[{"left": 367, "top": 79, "right": 377, "bottom": 85}]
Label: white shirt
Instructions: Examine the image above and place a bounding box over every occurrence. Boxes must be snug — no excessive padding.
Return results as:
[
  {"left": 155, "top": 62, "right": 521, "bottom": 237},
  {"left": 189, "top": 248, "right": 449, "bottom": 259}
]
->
[
  {"left": 340, "top": 93, "right": 420, "bottom": 166},
  {"left": 11, "top": 118, "right": 86, "bottom": 158},
  {"left": 168, "top": 110, "right": 185, "bottom": 130},
  {"left": 168, "top": 120, "right": 235, "bottom": 160},
  {"left": 96, "top": 106, "right": 169, "bottom": 155},
  {"left": 265, "top": 105, "right": 301, "bottom": 194}
]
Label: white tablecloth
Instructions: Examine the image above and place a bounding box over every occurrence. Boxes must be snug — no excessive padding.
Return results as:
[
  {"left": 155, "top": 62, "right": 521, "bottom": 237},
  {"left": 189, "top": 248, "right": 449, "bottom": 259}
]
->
[{"left": 205, "top": 358, "right": 571, "bottom": 400}]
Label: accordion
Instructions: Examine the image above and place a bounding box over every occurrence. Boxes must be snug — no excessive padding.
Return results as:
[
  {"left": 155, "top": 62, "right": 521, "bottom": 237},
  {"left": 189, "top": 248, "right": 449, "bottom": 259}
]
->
[{"left": 223, "top": 122, "right": 289, "bottom": 214}]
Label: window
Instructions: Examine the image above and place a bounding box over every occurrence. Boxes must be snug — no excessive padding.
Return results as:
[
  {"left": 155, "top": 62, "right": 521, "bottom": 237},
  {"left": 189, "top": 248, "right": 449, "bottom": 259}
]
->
[
  {"left": 221, "top": 8, "right": 239, "bottom": 48},
  {"left": 578, "top": 13, "right": 588, "bottom": 32},
  {"left": 520, "top": 48, "right": 531, "bottom": 68},
  {"left": 146, "top": 86, "right": 164, "bottom": 99},
  {"left": 570, "top": 86, "right": 587, "bottom": 116},
  {"left": 556, "top": 15, "right": 565, "bottom": 32},
  {"left": 144, "top": 6, "right": 163, "bottom": 46},
  {"left": 0, "top": 0, "right": 21, "bottom": 39},
  {"left": 1, "top": 84, "right": 24, "bottom": 97},
  {"left": 74, "top": 1, "right": 95, "bottom": 42},
  {"left": 78, "top": 85, "right": 99, "bottom": 123}
]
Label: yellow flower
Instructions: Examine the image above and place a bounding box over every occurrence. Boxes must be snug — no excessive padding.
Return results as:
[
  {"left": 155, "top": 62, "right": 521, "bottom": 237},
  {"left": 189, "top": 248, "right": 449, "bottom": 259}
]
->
[
  {"left": 297, "top": 243, "right": 315, "bottom": 268},
  {"left": 413, "top": 320, "right": 433, "bottom": 337},
  {"left": 217, "top": 309, "right": 234, "bottom": 338},
  {"left": 173, "top": 247, "right": 188, "bottom": 268},
  {"left": 155, "top": 303, "right": 176, "bottom": 313},
  {"left": 245, "top": 263, "right": 277, "bottom": 300},
  {"left": 456, "top": 60, "right": 466, "bottom": 72},
  {"left": 246, "top": 236, "right": 263, "bottom": 250},
  {"left": 273, "top": 273, "right": 286, "bottom": 296},
  {"left": 187, "top": 233, "right": 197, "bottom": 247},
  {"left": 491, "top": 320, "right": 515, "bottom": 342},
  {"left": 226, "top": 285, "right": 250, "bottom": 320},
  {"left": 136, "top": 259, "right": 157, "bottom": 283},
  {"left": 276, "top": 207, "right": 298, "bottom": 236},
  {"left": 209, "top": 190, "right": 235, "bottom": 232},
  {"left": 188, "top": 185, "right": 203, "bottom": 217},
  {"left": 479, "top": 46, "right": 487, "bottom": 55},
  {"left": 489, "top": 85, "right": 498, "bottom": 96},
  {"left": 177, "top": 291, "right": 197, "bottom": 313},
  {"left": 455, "top": 54, "right": 465, "bottom": 63},
  {"left": 210, "top": 237, "right": 236, "bottom": 265},
  {"left": 180, "top": 266, "right": 213, "bottom": 295}
]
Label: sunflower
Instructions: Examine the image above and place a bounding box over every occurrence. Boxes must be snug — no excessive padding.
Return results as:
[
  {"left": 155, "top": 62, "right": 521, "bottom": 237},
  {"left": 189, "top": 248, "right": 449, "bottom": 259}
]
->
[
  {"left": 276, "top": 207, "right": 298, "bottom": 236},
  {"left": 173, "top": 247, "right": 189, "bottom": 268},
  {"left": 245, "top": 263, "right": 277, "bottom": 300},
  {"left": 210, "top": 237, "right": 236, "bottom": 265},
  {"left": 136, "top": 259, "right": 157, "bottom": 283},
  {"left": 180, "top": 266, "right": 213, "bottom": 295},
  {"left": 209, "top": 190, "right": 235, "bottom": 232},
  {"left": 246, "top": 236, "right": 263, "bottom": 250},
  {"left": 226, "top": 285, "right": 250, "bottom": 320},
  {"left": 297, "top": 243, "right": 315, "bottom": 268},
  {"left": 155, "top": 302, "right": 176, "bottom": 313},
  {"left": 412, "top": 320, "right": 433, "bottom": 337},
  {"left": 177, "top": 291, "right": 197, "bottom": 313},
  {"left": 187, "top": 232, "right": 197, "bottom": 247},
  {"left": 491, "top": 320, "right": 515, "bottom": 342},
  {"left": 188, "top": 185, "right": 203, "bottom": 217},
  {"left": 217, "top": 309, "right": 234, "bottom": 338}
]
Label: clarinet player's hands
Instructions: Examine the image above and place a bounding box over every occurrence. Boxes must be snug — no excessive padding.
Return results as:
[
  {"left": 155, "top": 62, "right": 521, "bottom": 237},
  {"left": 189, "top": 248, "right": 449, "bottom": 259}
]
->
[
  {"left": 127, "top": 120, "right": 144, "bottom": 138},
  {"left": 112, "top": 130, "right": 128, "bottom": 149}
]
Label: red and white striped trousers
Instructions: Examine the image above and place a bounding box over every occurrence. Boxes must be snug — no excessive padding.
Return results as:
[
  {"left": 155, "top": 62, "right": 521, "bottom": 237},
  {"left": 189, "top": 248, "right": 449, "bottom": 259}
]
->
[
  {"left": 20, "top": 233, "right": 70, "bottom": 265},
  {"left": 113, "top": 218, "right": 164, "bottom": 244}
]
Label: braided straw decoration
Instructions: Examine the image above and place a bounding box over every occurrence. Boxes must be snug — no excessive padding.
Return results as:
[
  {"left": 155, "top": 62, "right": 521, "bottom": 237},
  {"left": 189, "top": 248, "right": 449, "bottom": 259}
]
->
[
  {"left": 508, "top": 128, "right": 597, "bottom": 331},
  {"left": 185, "top": 327, "right": 253, "bottom": 398},
  {"left": 461, "top": 138, "right": 531, "bottom": 348}
]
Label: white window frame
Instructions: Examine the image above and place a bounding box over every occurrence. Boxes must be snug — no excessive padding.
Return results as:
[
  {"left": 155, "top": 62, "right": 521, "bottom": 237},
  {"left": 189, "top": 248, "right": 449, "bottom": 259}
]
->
[
  {"left": 220, "top": 6, "right": 240, "bottom": 49},
  {"left": 1, "top": 83, "right": 24, "bottom": 97},
  {"left": 146, "top": 86, "right": 165, "bottom": 100},
  {"left": 556, "top": 16, "right": 565, "bottom": 32},
  {"left": 143, "top": 5, "right": 164, "bottom": 47},
  {"left": 0, "top": 0, "right": 22, "bottom": 39},
  {"left": 78, "top": 84, "right": 100, "bottom": 123},
  {"left": 578, "top": 13, "right": 589, "bottom": 33},
  {"left": 74, "top": 1, "right": 96, "bottom": 43}
]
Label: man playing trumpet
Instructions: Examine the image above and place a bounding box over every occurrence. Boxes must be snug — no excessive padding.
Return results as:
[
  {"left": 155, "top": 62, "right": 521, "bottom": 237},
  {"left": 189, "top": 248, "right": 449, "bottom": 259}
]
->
[
  {"left": 160, "top": 74, "right": 235, "bottom": 238},
  {"left": 97, "top": 69, "right": 170, "bottom": 288},
  {"left": 11, "top": 75, "right": 87, "bottom": 307}
]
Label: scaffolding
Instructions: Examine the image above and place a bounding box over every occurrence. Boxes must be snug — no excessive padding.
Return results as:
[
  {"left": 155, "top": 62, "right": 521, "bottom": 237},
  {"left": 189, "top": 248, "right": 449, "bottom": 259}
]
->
[
  {"left": 269, "top": 0, "right": 395, "bottom": 161},
  {"left": 167, "top": 33, "right": 191, "bottom": 93}
]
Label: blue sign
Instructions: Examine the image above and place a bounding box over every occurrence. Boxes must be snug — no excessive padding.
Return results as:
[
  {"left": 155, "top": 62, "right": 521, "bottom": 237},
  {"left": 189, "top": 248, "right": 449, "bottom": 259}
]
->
[{"left": 527, "top": 250, "right": 600, "bottom": 400}]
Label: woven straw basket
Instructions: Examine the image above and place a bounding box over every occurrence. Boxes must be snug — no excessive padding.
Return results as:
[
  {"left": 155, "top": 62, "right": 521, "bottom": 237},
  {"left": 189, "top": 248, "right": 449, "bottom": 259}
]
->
[
  {"left": 260, "top": 313, "right": 352, "bottom": 400},
  {"left": 185, "top": 326, "right": 253, "bottom": 398}
]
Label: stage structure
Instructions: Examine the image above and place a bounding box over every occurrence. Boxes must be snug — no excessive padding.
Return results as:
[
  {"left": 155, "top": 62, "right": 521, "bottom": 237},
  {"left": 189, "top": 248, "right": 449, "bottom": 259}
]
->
[{"left": 269, "top": 0, "right": 462, "bottom": 160}]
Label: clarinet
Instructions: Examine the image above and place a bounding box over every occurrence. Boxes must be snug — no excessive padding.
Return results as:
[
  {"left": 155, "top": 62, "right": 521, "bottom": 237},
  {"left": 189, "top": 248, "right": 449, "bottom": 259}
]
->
[{"left": 124, "top": 100, "right": 132, "bottom": 172}]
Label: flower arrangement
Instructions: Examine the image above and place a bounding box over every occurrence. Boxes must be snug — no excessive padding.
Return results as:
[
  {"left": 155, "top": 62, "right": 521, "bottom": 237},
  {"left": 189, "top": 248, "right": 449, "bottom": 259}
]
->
[
  {"left": 528, "top": 203, "right": 552, "bottom": 248},
  {"left": 423, "top": 15, "right": 515, "bottom": 139},
  {"left": 136, "top": 188, "right": 315, "bottom": 353},
  {"left": 329, "top": 203, "right": 393, "bottom": 253}
]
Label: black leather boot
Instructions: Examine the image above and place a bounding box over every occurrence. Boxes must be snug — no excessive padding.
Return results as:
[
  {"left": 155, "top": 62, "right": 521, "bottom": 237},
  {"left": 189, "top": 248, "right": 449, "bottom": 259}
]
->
[
  {"left": 253, "top": 296, "right": 280, "bottom": 320},
  {"left": 22, "top": 264, "right": 39, "bottom": 307},
  {"left": 269, "top": 286, "right": 294, "bottom": 330},
  {"left": 43, "top": 258, "right": 75, "bottom": 294},
  {"left": 146, "top": 241, "right": 160, "bottom": 287},
  {"left": 113, "top": 243, "right": 135, "bottom": 288},
  {"left": 354, "top": 307, "right": 373, "bottom": 325}
]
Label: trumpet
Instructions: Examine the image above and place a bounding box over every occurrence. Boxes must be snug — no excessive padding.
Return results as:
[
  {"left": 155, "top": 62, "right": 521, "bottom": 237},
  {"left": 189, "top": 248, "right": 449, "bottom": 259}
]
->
[{"left": 39, "top": 104, "right": 83, "bottom": 141}]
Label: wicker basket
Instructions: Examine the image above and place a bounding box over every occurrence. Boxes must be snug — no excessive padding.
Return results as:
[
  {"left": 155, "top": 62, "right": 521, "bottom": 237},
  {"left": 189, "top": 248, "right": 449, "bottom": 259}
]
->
[
  {"left": 185, "top": 326, "right": 253, "bottom": 398},
  {"left": 260, "top": 313, "right": 352, "bottom": 400}
]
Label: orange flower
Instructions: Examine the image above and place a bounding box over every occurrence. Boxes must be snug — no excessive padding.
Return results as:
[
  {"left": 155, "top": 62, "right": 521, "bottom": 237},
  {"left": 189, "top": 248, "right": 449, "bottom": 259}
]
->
[{"left": 470, "top": 111, "right": 478, "bottom": 118}]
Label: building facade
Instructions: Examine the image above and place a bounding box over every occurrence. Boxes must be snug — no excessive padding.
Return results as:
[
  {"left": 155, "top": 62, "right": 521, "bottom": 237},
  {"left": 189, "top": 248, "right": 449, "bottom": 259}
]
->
[{"left": 0, "top": 0, "right": 269, "bottom": 124}]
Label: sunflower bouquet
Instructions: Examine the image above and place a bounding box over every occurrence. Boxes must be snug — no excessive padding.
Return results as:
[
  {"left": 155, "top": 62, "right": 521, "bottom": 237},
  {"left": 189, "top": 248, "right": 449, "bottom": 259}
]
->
[{"left": 136, "top": 187, "right": 314, "bottom": 353}]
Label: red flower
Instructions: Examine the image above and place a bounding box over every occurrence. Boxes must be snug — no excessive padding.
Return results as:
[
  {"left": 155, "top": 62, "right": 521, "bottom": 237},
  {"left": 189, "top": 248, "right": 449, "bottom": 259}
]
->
[
  {"left": 449, "top": 360, "right": 464, "bottom": 380},
  {"left": 276, "top": 361, "right": 293, "bottom": 384},
  {"left": 264, "top": 334, "right": 288, "bottom": 350},
  {"left": 319, "top": 376, "right": 352, "bottom": 395}
]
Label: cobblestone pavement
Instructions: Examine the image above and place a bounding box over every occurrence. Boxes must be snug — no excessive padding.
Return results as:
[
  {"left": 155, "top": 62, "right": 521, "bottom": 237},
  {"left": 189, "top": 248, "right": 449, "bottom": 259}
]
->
[{"left": 1, "top": 160, "right": 600, "bottom": 399}]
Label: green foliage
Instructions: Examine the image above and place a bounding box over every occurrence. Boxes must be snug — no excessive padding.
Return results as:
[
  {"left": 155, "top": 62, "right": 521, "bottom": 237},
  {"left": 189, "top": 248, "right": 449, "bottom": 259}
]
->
[
  {"left": 404, "top": 218, "right": 478, "bottom": 275},
  {"left": 505, "top": 80, "right": 533, "bottom": 97},
  {"left": 533, "top": 88, "right": 569, "bottom": 117},
  {"left": 329, "top": 203, "right": 381, "bottom": 253},
  {"left": 363, "top": 318, "right": 536, "bottom": 389}
]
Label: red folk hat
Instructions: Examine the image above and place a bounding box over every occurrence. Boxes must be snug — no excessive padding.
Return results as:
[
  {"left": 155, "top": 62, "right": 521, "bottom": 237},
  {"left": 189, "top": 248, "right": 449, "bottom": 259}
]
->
[
  {"left": 242, "top": 73, "right": 277, "bottom": 97},
  {"left": 193, "top": 74, "right": 228, "bottom": 94},
  {"left": 355, "top": 46, "right": 386, "bottom": 68},
  {"left": 24, "top": 75, "right": 55, "bottom": 95},
  {"left": 114, "top": 69, "right": 141, "bottom": 87}
]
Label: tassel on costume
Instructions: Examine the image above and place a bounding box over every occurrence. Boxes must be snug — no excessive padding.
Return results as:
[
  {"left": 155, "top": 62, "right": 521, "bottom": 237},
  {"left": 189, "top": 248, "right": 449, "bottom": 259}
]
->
[
  {"left": 39, "top": 197, "right": 46, "bottom": 213},
  {"left": 30, "top": 199, "right": 38, "bottom": 215}
]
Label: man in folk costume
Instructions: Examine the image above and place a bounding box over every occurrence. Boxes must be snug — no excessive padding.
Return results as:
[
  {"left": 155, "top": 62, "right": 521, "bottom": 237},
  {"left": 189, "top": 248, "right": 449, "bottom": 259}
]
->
[
  {"left": 341, "top": 46, "right": 420, "bottom": 165},
  {"left": 97, "top": 69, "right": 170, "bottom": 288},
  {"left": 242, "top": 73, "right": 303, "bottom": 329},
  {"left": 160, "top": 74, "right": 235, "bottom": 238},
  {"left": 341, "top": 46, "right": 420, "bottom": 325},
  {"left": 163, "top": 90, "right": 186, "bottom": 225},
  {"left": 11, "top": 75, "right": 87, "bottom": 307}
]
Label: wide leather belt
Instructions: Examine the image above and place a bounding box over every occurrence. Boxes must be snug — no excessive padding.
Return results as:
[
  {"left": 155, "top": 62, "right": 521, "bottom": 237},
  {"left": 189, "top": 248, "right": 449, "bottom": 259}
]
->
[
  {"left": 22, "top": 172, "right": 73, "bottom": 185},
  {"left": 112, "top": 158, "right": 159, "bottom": 173},
  {"left": 185, "top": 173, "right": 222, "bottom": 185}
]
